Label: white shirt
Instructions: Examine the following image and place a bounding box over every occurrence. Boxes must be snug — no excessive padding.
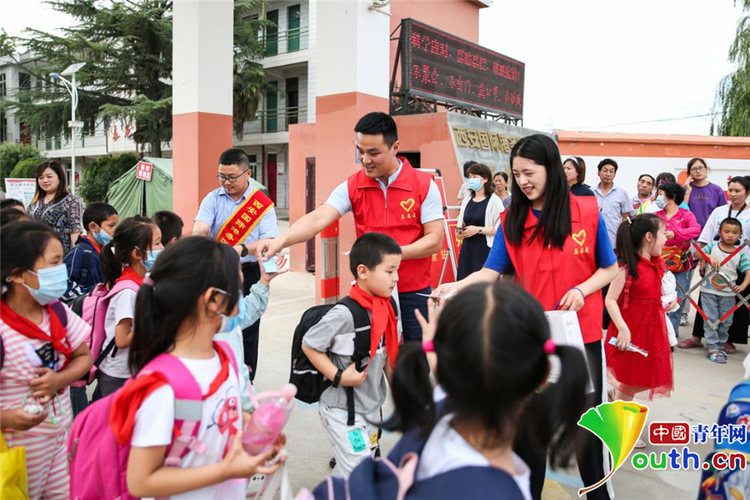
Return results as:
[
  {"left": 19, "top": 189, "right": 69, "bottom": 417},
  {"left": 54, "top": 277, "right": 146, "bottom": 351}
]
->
[
  {"left": 132, "top": 352, "right": 245, "bottom": 500},
  {"left": 99, "top": 288, "right": 137, "bottom": 379},
  {"left": 416, "top": 414, "right": 532, "bottom": 500},
  {"left": 698, "top": 204, "right": 750, "bottom": 256},
  {"left": 325, "top": 161, "right": 444, "bottom": 224}
]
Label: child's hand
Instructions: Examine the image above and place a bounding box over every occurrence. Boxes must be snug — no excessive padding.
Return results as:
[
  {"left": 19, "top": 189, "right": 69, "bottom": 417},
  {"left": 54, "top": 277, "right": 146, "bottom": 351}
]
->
[
  {"left": 733, "top": 283, "right": 747, "bottom": 294},
  {"left": 259, "top": 254, "right": 289, "bottom": 286},
  {"left": 699, "top": 261, "right": 707, "bottom": 278},
  {"left": 710, "top": 256, "right": 720, "bottom": 271},
  {"left": 340, "top": 363, "right": 366, "bottom": 387},
  {"left": 28, "top": 368, "right": 63, "bottom": 400},
  {"left": 664, "top": 300, "right": 678, "bottom": 312},
  {"left": 615, "top": 328, "right": 631, "bottom": 352},
  {"left": 415, "top": 299, "right": 442, "bottom": 342},
  {"left": 1, "top": 407, "right": 47, "bottom": 431},
  {"left": 221, "top": 431, "right": 282, "bottom": 480}
]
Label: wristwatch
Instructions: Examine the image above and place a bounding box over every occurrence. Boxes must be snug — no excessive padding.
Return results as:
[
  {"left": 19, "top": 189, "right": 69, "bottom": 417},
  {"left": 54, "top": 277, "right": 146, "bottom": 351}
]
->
[
  {"left": 332, "top": 368, "right": 343, "bottom": 388},
  {"left": 240, "top": 243, "right": 249, "bottom": 258}
]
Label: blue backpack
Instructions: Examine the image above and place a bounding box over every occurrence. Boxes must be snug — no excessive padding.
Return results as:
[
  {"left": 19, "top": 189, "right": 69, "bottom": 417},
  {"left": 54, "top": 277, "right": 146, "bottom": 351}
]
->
[{"left": 305, "top": 426, "right": 525, "bottom": 500}]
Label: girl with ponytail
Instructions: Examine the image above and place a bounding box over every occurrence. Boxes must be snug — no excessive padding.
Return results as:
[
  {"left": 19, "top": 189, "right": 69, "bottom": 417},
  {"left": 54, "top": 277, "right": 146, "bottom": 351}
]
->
[
  {"left": 379, "top": 282, "right": 588, "bottom": 498},
  {"left": 95, "top": 216, "right": 163, "bottom": 397},
  {"left": 606, "top": 214, "right": 673, "bottom": 438}
]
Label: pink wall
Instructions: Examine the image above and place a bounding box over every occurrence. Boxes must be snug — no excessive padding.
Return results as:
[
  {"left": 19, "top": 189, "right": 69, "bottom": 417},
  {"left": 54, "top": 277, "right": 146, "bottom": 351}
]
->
[{"left": 288, "top": 122, "right": 317, "bottom": 272}]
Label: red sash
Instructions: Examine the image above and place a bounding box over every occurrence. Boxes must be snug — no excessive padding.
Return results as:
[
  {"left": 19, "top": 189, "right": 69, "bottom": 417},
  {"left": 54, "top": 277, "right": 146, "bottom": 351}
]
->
[{"left": 217, "top": 189, "right": 274, "bottom": 245}]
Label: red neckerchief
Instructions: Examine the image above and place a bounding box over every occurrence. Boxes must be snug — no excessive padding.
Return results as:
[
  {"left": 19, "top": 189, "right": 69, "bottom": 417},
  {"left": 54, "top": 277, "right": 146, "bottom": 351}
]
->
[
  {"left": 348, "top": 284, "right": 399, "bottom": 369},
  {"left": 110, "top": 342, "right": 231, "bottom": 445},
  {"left": 0, "top": 299, "right": 72, "bottom": 368},
  {"left": 80, "top": 235, "right": 101, "bottom": 254},
  {"left": 116, "top": 267, "right": 144, "bottom": 286}
]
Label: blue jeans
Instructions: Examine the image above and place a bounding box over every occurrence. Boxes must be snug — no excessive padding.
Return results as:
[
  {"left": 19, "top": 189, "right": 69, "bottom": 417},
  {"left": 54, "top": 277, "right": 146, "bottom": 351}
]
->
[
  {"left": 398, "top": 286, "right": 431, "bottom": 343},
  {"left": 702, "top": 292, "right": 736, "bottom": 352},
  {"left": 668, "top": 268, "right": 694, "bottom": 335}
]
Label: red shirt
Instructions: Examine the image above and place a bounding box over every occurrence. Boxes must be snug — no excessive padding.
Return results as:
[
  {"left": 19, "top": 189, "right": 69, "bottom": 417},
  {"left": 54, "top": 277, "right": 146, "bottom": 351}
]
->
[
  {"left": 347, "top": 157, "right": 433, "bottom": 293},
  {"left": 502, "top": 196, "right": 604, "bottom": 343}
]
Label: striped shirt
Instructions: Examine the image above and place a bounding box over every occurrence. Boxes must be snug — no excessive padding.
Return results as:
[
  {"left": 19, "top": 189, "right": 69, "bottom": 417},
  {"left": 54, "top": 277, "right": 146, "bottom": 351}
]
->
[{"left": 0, "top": 302, "right": 90, "bottom": 435}]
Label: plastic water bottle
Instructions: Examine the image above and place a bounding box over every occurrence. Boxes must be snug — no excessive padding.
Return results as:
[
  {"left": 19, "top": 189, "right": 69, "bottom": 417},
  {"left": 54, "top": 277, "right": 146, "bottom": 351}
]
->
[{"left": 242, "top": 384, "right": 296, "bottom": 455}]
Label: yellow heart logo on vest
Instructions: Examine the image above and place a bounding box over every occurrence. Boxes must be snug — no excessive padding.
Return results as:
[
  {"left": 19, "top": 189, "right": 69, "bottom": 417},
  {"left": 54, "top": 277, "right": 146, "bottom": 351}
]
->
[
  {"left": 572, "top": 229, "right": 586, "bottom": 247},
  {"left": 400, "top": 198, "right": 415, "bottom": 212}
]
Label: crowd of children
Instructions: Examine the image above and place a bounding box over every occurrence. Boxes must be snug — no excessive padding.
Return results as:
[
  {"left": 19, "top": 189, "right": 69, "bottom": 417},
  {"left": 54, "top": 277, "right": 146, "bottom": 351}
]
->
[{"left": 0, "top": 170, "right": 748, "bottom": 499}]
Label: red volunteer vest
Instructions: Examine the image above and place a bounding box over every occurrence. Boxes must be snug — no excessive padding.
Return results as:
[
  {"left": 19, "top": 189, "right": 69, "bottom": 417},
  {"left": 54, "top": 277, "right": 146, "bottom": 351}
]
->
[
  {"left": 348, "top": 157, "right": 433, "bottom": 293},
  {"left": 502, "top": 195, "right": 604, "bottom": 343}
]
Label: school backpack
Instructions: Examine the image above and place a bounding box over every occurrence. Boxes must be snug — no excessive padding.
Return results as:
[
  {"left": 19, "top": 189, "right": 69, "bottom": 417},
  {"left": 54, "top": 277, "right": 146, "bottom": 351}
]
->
[
  {"left": 300, "top": 425, "right": 525, "bottom": 500},
  {"left": 70, "top": 280, "right": 140, "bottom": 388},
  {"left": 68, "top": 341, "right": 239, "bottom": 500},
  {"left": 290, "top": 296, "right": 395, "bottom": 426}
]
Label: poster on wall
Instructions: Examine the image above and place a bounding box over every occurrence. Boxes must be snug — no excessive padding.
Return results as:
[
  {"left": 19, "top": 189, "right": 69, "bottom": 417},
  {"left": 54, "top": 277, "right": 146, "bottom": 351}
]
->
[{"left": 4, "top": 178, "right": 37, "bottom": 207}]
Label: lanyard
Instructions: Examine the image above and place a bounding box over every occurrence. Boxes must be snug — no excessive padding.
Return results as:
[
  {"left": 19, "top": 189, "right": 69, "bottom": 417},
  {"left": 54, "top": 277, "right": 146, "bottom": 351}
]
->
[{"left": 728, "top": 204, "right": 747, "bottom": 220}]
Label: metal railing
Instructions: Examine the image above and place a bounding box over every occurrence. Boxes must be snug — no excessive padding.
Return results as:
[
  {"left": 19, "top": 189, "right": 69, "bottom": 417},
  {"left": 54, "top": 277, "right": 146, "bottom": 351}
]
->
[
  {"left": 241, "top": 106, "right": 308, "bottom": 135},
  {"left": 263, "top": 28, "right": 309, "bottom": 56}
]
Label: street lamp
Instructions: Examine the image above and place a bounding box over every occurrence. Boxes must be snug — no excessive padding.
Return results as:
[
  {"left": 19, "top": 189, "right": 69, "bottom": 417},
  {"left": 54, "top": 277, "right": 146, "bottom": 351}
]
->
[{"left": 50, "top": 62, "right": 86, "bottom": 196}]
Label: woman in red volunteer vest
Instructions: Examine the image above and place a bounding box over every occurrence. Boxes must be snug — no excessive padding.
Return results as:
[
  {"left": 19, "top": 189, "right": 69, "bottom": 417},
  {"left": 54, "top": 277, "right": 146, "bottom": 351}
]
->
[{"left": 434, "top": 134, "right": 618, "bottom": 500}]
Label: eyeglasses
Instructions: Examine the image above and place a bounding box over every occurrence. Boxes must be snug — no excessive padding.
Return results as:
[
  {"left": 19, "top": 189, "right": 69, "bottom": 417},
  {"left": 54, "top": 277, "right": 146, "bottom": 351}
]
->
[
  {"left": 690, "top": 166, "right": 706, "bottom": 173},
  {"left": 217, "top": 168, "right": 249, "bottom": 184}
]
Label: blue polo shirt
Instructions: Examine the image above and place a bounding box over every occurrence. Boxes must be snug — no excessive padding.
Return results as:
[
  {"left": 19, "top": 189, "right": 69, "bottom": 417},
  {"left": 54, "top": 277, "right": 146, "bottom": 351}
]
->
[{"left": 195, "top": 182, "right": 279, "bottom": 264}]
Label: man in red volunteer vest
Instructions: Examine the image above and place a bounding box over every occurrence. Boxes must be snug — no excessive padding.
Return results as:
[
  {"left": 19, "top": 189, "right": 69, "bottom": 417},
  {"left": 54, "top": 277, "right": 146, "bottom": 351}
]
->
[{"left": 256, "top": 112, "right": 444, "bottom": 342}]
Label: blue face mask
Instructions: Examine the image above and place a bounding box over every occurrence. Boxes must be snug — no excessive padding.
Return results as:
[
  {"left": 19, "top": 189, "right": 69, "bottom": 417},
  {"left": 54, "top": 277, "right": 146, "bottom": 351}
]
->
[
  {"left": 92, "top": 226, "right": 112, "bottom": 246},
  {"left": 219, "top": 292, "right": 247, "bottom": 333},
  {"left": 24, "top": 264, "right": 69, "bottom": 305},
  {"left": 467, "top": 178, "right": 484, "bottom": 192},
  {"left": 140, "top": 249, "right": 162, "bottom": 271},
  {"left": 654, "top": 195, "right": 666, "bottom": 209}
]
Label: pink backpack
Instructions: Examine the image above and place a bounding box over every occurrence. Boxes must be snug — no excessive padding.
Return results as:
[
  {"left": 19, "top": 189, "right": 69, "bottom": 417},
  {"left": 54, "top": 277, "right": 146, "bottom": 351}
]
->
[
  {"left": 71, "top": 280, "right": 140, "bottom": 388},
  {"left": 68, "top": 341, "right": 239, "bottom": 500}
]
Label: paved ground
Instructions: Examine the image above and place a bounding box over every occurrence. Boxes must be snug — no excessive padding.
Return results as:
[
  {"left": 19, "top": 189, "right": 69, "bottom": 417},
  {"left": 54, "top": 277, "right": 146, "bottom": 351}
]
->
[{"left": 253, "top": 227, "right": 746, "bottom": 498}]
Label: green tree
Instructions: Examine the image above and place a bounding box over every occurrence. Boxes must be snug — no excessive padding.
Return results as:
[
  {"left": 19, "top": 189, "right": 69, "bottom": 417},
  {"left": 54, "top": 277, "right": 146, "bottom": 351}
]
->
[
  {"left": 713, "top": 0, "right": 750, "bottom": 136},
  {"left": 78, "top": 153, "right": 139, "bottom": 203},
  {"left": 0, "top": 143, "right": 44, "bottom": 185},
  {"left": 2, "top": 1, "right": 272, "bottom": 153},
  {"left": 10, "top": 157, "right": 46, "bottom": 179},
  {"left": 233, "top": 1, "right": 274, "bottom": 140}
]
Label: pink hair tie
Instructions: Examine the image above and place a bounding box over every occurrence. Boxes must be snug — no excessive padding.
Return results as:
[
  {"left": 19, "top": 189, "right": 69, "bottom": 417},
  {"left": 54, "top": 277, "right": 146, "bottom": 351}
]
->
[
  {"left": 423, "top": 340, "right": 435, "bottom": 353},
  {"left": 143, "top": 275, "right": 155, "bottom": 287},
  {"left": 544, "top": 339, "right": 556, "bottom": 355}
]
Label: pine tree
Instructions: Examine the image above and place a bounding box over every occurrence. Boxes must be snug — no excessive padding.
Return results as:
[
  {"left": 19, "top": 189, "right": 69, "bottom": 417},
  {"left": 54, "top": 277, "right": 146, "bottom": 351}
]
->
[{"left": 1, "top": 0, "right": 270, "bottom": 155}]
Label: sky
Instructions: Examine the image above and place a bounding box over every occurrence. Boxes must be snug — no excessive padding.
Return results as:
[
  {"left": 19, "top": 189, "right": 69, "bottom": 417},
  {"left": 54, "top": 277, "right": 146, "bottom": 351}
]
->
[
  {"left": 1, "top": 0, "right": 744, "bottom": 137},
  {"left": 478, "top": 0, "right": 744, "bottom": 135}
]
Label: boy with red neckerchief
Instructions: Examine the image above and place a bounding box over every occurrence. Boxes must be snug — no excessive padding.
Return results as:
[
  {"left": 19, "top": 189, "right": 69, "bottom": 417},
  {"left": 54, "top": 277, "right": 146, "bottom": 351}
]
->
[{"left": 302, "top": 233, "right": 401, "bottom": 477}]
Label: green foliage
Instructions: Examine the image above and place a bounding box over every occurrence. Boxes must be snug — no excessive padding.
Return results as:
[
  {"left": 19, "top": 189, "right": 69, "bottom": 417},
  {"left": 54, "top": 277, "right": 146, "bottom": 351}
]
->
[
  {"left": 78, "top": 153, "right": 138, "bottom": 203},
  {"left": 10, "top": 157, "right": 45, "bottom": 179},
  {"left": 0, "top": 143, "right": 44, "bottom": 186},
  {"left": 3, "top": 0, "right": 273, "bottom": 152},
  {"left": 713, "top": 0, "right": 750, "bottom": 136}
]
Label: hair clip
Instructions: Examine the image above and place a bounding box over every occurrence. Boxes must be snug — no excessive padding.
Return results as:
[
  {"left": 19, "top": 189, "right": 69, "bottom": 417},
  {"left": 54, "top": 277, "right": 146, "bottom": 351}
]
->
[
  {"left": 423, "top": 340, "right": 435, "bottom": 353},
  {"left": 110, "top": 246, "right": 117, "bottom": 255},
  {"left": 143, "top": 275, "right": 155, "bottom": 287},
  {"left": 544, "top": 339, "right": 556, "bottom": 355},
  {"left": 626, "top": 215, "right": 633, "bottom": 225}
]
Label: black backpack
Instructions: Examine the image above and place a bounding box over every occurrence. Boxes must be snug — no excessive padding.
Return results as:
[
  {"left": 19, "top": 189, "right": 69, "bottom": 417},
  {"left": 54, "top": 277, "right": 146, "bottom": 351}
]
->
[{"left": 290, "top": 296, "right": 396, "bottom": 425}]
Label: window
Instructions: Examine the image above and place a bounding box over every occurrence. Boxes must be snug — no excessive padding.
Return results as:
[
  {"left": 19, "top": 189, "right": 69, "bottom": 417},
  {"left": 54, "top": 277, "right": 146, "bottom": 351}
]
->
[
  {"left": 0, "top": 111, "right": 7, "bottom": 143},
  {"left": 265, "top": 10, "right": 278, "bottom": 56},
  {"left": 286, "top": 77, "right": 299, "bottom": 126},
  {"left": 288, "top": 5, "right": 301, "bottom": 52},
  {"left": 0, "top": 74, "right": 6, "bottom": 97},
  {"left": 19, "top": 73, "right": 31, "bottom": 103}
]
